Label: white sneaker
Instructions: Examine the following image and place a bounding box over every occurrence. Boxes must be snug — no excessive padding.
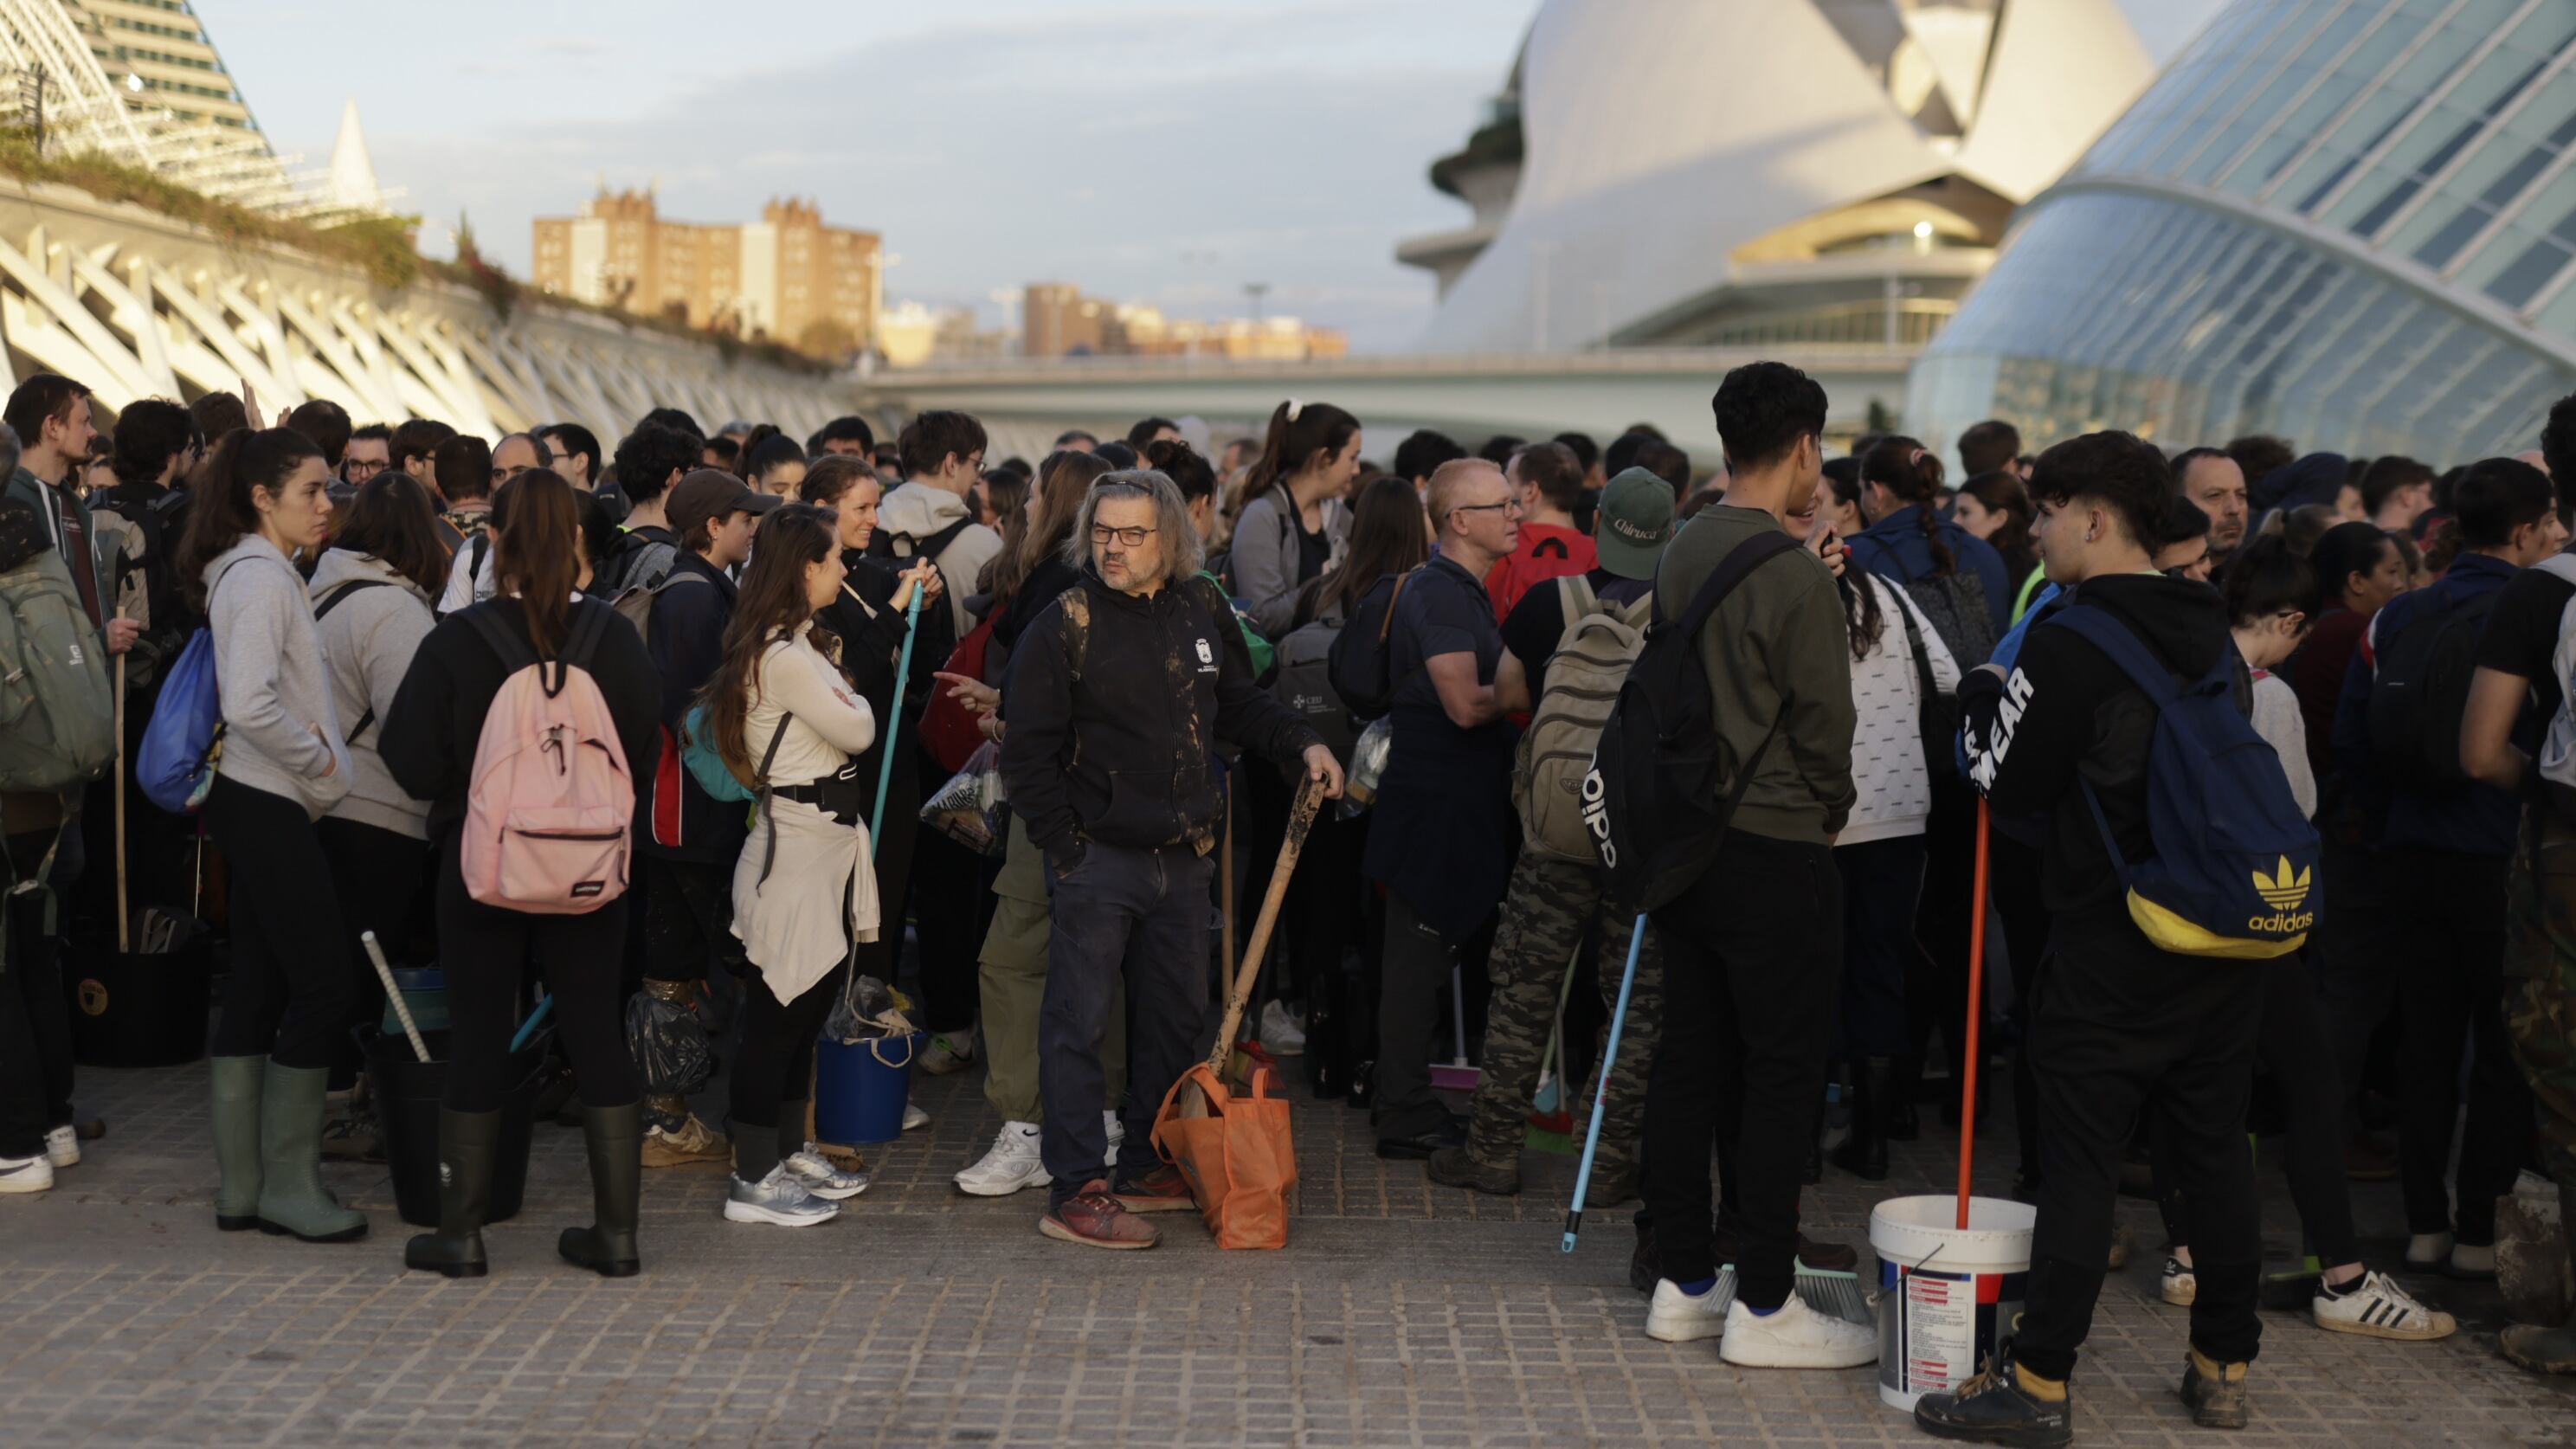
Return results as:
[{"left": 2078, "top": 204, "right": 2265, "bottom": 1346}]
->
[
  {"left": 2161, "top": 1256, "right": 2197, "bottom": 1307},
  {"left": 2405, "top": 1231, "right": 2453, "bottom": 1271},
  {"left": 1717, "top": 1293, "right": 1877, "bottom": 1368},
  {"left": 723, "top": 1163, "right": 841, "bottom": 1226},
  {"left": 1645, "top": 1278, "right": 1730, "bottom": 1343},
  {"left": 2450, "top": 1242, "right": 2497, "bottom": 1279},
  {"left": 955, "top": 1121, "right": 1048, "bottom": 1197},
  {"left": 901, "top": 1103, "right": 930, "bottom": 1132},
  {"left": 1259, "top": 1001, "right": 1306, "bottom": 1057},
  {"left": 919, "top": 1028, "right": 980, "bottom": 1077},
  {"left": 42, "top": 1124, "right": 79, "bottom": 1169},
  {"left": 0, "top": 1153, "right": 53, "bottom": 1195},
  {"left": 1104, "top": 1111, "right": 1125, "bottom": 1169},
  {"left": 782, "top": 1143, "right": 873, "bottom": 1201},
  {"left": 2313, "top": 1270, "right": 2457, "bottom": 1342}
]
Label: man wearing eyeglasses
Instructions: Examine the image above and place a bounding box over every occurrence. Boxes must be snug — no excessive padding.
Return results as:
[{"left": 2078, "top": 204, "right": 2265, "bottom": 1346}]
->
[
  {"left": 1001, "top": 468, "right": 1344, "bottom": 1251},
  {"left": 342, "top": 424, "right": 391, "bottom": 486},
  {"left": 1362, "top": 457, "right": 1523, "bottom": 1161}
]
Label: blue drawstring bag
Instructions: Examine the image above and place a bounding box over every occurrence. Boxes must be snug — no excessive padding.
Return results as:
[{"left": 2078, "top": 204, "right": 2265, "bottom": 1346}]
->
[{"left": 137, "top": 624, "right": 221, "bottom": 814}]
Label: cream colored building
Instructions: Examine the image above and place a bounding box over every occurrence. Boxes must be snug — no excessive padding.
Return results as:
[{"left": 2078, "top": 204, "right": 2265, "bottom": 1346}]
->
[{"left": 533, "top": 190, "right": 882, "bottom": 359}]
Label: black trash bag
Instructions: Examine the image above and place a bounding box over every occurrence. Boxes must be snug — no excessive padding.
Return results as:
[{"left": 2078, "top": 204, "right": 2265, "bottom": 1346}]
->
[{"left": 625, "top": 981, "right": 713, "bottom": 1097}]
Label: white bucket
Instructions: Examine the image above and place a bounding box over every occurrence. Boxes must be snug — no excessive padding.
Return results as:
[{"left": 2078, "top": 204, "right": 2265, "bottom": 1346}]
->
[{"left": 1871, "top": 1195, "right": 2037, "bottom": 1411}]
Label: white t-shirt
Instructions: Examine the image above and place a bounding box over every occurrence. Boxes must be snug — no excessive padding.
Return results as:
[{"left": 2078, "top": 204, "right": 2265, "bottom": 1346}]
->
[{"left": 438, "top": 533, "right": 499, "bottom": 614}]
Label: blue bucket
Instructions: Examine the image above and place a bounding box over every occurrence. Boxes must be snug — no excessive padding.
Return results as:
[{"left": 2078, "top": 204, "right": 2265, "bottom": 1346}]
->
[
  {"left": 383, "top": 968, "right": 448, "bottom": 1034},
  {"left": 815, "top": 1031, "right": 924, "bottom": 1145}
]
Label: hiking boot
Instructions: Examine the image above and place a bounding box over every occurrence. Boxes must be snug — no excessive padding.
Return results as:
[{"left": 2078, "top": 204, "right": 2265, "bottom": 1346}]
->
[
  {"left": 919, "top": 1027, "right": 980, "bottom": 1077},
  {"left": 1425, "top": 1146, "right": 1520, "bottom": 1197},
  {"left": 404, "top": 1109, "right": 499, "bottom": 1278},
  {"left": 1719, "top": 1294, "right": 1876, "bottom": 1368},
  {"left": 1104, "top": 1111, "right": 1125, "bottom": 1168},
  {"left": 2161, "top": 1256, "right": 2197, "bottom": 1307},
  {"left": 1645, "top": 1278, "right": 1730, "bottom": 1343},
  {"left": 1375, "top": 1111, "right": 1467, "bottom": 1161},
  {"left": 1827, "top": 1057, "right": 1890, "bottom": 1182},
  {"left": 1797, "top": 1234, "right": 1859, "bottom": 1273},
  {"left": 640, "top": 1111, "right": 730, "bottom": 1168},
  {"left": 724, "top": 1164, "right": 841, "bottom": 1227},
  {"left": 2180, "top": 1349, "right": 2250, "bottom": 1428},
  {"left": 559, "top": 1101, "right": 643, "bottom": 1276},
  {"left": 42, "top": 1124, "right": 79, "bottom": 1169},
  {"left": 210, "top": 1055, "right": 265, "bottom": 1231},
  {"left": 2312, "top": 1270, "right": 2454, "bottom": 1341},
  {"left": 2344, "top": 1133, "right": 2397, "bottom": 1182},
  {"left": 1914, "top": 1350, "right": 2072, "bottom": 1447},
  {"left": 1041, "top": 1181, "right": 1159, "bottom": 1249},
  {"left": 956, "top": 1121, "right": 1050, "bottom": 1197},
  {"left": 1115, "top": 1163, "right": 1196, "bottom": 1214},
  {"left": 1259, "top": 1001, "right": 1306, "bottom": 1057},
  {"left": 0, "top": 1154, "right": 53, "bottom": 1195},
  {"left": 782, "top": 1143, "right": 872, "bottom": 1201},
  {"left": 319, "top": 1110, "right": 379, "bottom": 1162},
  {"left": 254, "top": 1063, "right": 368, "bottom": 1243}
]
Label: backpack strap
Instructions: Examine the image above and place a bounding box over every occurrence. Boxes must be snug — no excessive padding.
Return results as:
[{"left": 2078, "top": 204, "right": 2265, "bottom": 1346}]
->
[
  {"left": 1377, "top": 568, "right": 1420, "bottom": 646},
  {"left": 1561, "top": 572, "right": 1598, "bottom": 620},
  {"left": 905, "top": 515, "right": 976, "bottom": 567},
  {"left": 461, "top": 602, "right": 538, "bottom": 679},
  {"left": 312, "top": 578, "right": 390, "bottom": 622},
  {"left": 753, "top": 715, "right": 795, "bottom": 890}
]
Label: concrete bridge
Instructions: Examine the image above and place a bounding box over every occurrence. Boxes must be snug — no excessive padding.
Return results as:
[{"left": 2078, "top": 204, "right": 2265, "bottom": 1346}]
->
[
  {"left": 853, "top": 345, "right": 1921, "bottom": 464},
  {"left": 0, "top": 175, "right": 852, "bottom": 439}
]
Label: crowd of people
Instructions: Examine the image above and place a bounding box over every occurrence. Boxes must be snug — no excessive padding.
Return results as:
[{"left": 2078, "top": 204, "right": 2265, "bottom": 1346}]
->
[{"left": 2, "top": 358, "right": 2575, "bottom": 1443}]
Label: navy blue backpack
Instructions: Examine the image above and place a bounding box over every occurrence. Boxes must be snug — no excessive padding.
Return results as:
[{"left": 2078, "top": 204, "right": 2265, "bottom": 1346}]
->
[{"left": 2047, "top": 604, "right": 2320, "bottom": 961}]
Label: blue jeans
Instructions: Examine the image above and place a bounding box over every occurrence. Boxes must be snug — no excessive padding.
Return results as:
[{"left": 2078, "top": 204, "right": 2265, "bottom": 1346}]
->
[{"left": 1038, "top": 841, "right": 1214, "bottom": 1206}]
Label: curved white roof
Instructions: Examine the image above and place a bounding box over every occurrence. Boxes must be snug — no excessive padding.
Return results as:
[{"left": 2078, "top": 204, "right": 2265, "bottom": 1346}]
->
[{"left": 1416, "top": 0, "right": 2155, "bottom": 352}]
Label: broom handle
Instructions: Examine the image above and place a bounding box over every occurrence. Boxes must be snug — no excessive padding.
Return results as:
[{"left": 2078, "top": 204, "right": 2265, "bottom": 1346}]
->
[
  {"left": 866, "top": 582, "right": 926, "bottom": 855},
  {"left": 363, "top": 929, "right": 431, "bottom": 1064},
  {"left": 1206, "top": 776, "right": 1321, "bottom": 1077},
  {"left": 1563, "top": 911, "right": 1647, "bottom": 1253},
  {"left": 1955, "top": 799, "right": 1991, "bottom": 1231}
]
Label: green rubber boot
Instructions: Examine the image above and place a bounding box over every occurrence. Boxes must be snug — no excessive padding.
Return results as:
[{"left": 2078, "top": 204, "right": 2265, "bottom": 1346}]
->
[
  {"left": 403, "top": 1109, "right": 500, "bottom": 1278},
  {"left": 558, "top": 1099, "right": 642, "bottom": 1278},
  {"left": 2502, "top": 1182, "right": 2576, "bottom": 1374},
  {"left": 254, "top": 1061, "right": 368, "bottom": 1243},
  {"left": 210, "top": 1055, "right": 266, "bottom": 1231}
]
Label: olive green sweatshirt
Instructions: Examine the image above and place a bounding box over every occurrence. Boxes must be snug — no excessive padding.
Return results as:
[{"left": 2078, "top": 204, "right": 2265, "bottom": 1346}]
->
[{"left": 1651, "top": 504, "right": 1856, "bottom": 846}]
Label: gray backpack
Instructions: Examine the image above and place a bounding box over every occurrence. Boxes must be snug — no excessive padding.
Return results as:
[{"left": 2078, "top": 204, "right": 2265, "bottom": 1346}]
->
[
  {"left": 0, "top": 545, "right": 115, "bottom": 795},
  {"left": 1271, "top": 615, "right": 1356, "bottom": 763}
]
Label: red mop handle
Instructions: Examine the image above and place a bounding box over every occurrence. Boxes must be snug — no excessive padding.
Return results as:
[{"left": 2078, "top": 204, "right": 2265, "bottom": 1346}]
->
[{"left": 1955, "top": 798, "right": 1991, "bottom": 1230}]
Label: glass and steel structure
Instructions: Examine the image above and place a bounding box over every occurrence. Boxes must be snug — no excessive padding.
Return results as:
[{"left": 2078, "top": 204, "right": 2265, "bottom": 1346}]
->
[{"left": 1910, "top": 0, "right": 2576, "bottom": 462}]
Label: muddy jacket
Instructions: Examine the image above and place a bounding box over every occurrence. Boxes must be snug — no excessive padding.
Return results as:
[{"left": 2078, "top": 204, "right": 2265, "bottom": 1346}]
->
[{"left": 1001, "top": 569, "right": 1318, "bottom": 871}]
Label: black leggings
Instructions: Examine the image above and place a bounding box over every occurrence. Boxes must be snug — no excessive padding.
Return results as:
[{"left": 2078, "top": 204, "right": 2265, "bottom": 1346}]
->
[
  {"left": 730, "top": 968, "right": 844, "bottom": 1181},
  {"left": 435, "top": 832, "right": 638, "bottom": 1114},
  {"left": 317, "top": 817, "right": 428, "bottom": 1090},
  {"left": 206, "top": 776, "right": 353, "bottom": 1070}
]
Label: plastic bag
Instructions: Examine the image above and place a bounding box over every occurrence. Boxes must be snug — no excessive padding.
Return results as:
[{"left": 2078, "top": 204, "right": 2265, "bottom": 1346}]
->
[
  {"left": 624, "top": 979, "right": 713, "bottom": 1097},
  {"left": 1340, "top": 715, "right": 1393, "bottom": 819},
  {"left": 823, "top": 971, "right": 916, "bottom": 1046},
  {"left": 920, "top": 740, "right": 1008, "bottom": 853}
]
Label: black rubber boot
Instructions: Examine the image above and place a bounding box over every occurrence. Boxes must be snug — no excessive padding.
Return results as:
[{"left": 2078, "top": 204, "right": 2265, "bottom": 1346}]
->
[
  {"left": 404, "top": 1109, "right": 500, "bottom": 1278},
  {"left": 558, "top": 1100, "right": 642, "bottom": 1278},
  {"left": 1831, "top": 1057, "right": 1891, "bottom": 1182}
]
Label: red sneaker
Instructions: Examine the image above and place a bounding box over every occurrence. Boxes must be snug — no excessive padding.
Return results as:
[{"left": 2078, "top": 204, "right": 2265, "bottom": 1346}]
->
[
  {"left": 1115, "top": 1163, "right": 1198, "bottom": 1214},
  {"left": 1040, "top": 1181, "right": 1161, "bottom": 1249}
]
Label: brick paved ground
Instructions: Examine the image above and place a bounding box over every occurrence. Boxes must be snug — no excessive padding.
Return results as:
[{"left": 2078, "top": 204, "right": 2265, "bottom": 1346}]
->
[{"left": 4, "top": 1047, "right": 2573, "bottom": 1447}]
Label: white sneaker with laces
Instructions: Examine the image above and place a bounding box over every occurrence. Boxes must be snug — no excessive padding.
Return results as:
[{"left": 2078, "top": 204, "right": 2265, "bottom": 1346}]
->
[
  {"left": 782, "top": 1143, "right": 873, "bottom": 1201},
  {"left": 42, "top": 1124, "right": 79, "bottom": 1169},
  {"left": 901, "top": 1103, "right": 930, "bottom": 1132},
  {"left": 724, "top": 1163, "right": 841, "bottom": 1227},
  {"left": 1259, "top": 1001, "right": 1307, "bottom": 1057},
  {"left": 955, "top": 1121, "right": 1048, "bottom": 1197},
  {"left": 919, "top": 1027, "right": 980, "bottom": 1077},
  {"left": 1104, "top": 1111, "right": 1125, "bottom": 1169},
  {"left": 2313, "top": 1270, "right": 2457, "bottom": 1341},
  {"left": 0, "top": 1153, "right": 53, "bottom": 1195},
  {"left": 2161, "top": 1256, "right": 2197, "bottom": 1307},
  {"left": 1717, "top": 1294, "right": 1878, "bottom": 1368},
  {"left": 1645, "top": 1278, "right": 1729, "bottom": 1343}
]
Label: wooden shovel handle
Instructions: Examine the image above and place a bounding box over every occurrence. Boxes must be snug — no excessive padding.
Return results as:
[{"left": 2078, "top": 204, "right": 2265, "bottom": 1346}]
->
[{"left": 1206, "top": 775, "right": 1323, "bottom": 1077}]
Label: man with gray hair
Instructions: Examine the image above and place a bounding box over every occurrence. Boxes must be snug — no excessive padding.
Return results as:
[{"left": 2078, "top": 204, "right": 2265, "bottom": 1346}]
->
[{"left": 1000, "top": 468, "right": 1345, "bottom": 1250}]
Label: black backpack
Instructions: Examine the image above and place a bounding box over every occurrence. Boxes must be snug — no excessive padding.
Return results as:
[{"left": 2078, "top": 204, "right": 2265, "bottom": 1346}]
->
[
  {"left": 1323, "top": 568, "right": 1422, "bottom": 721},
  {"left": 1582, "top": 531, "right": 1800, "bottom": 912},
  {"left": 2366, "top": 588, "right": 2501, "bottom": 786}
]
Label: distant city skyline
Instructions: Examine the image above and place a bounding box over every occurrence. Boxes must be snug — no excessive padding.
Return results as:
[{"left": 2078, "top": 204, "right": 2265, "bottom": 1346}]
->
[{"left": 215, "top": 0, "right": 2227, "bottom": 354}]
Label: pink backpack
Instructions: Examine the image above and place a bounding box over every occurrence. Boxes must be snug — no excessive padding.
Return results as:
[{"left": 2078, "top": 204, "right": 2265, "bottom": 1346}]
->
[{"left": 459, "top": 603, "right": 634, "bottom": 913}]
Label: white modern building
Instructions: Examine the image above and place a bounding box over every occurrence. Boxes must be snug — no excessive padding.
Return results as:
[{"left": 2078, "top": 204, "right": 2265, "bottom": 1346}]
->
[
  {"left": 1401, "top": 0, "right": 2156, "bottom": 355},
  {"left": 1909, "top": 0, "right": 2576, "bottom": 464}
]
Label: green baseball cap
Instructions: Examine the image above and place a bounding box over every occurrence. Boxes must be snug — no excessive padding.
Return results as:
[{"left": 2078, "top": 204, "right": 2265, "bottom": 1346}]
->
[{"left": 1595, "top": 467, "right": 1677, "bottom": 581}]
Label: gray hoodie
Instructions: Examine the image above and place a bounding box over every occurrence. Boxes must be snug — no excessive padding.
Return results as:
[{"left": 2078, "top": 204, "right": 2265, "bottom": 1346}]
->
[
  {"left": 878, "top": 480, "right": 1001, "bottom": 639},
  {"left": 204, "top": 535, "right": 351, "bottom": 819},
  {"left": 309, "top": 548, "right": 436, "bottom": 839},
  {"left": 1232, "top": 484, "right": 1349, "bottom": 639}
]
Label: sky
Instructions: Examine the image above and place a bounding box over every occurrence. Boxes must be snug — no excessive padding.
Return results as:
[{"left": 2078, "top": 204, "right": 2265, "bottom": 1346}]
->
[{"left": 213, "top": 0, "right": 2231, "bottom": 354}]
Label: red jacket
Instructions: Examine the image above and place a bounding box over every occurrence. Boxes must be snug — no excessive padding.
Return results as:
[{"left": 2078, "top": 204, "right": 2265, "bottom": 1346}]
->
[{"left": 1483, "top": 523, "right": 1597, "bottom": 623}]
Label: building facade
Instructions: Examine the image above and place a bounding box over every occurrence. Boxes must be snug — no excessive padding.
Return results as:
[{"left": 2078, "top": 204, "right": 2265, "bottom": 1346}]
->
[
  {"left": 1909, "top": 0, "right": 2576, "bottom": 465},
  {"left": 532, "top": 190, "right": 882, "bottom": 359},
  {"left": 1018, "top": 282, "right": 1344, "bottom": 362},
  {"left": 60, "top": 0, "right": 255, "bottom": 134}
]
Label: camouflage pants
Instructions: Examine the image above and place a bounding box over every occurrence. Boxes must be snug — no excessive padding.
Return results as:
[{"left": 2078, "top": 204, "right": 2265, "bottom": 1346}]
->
[
  {"left": 1462, "top": 844, "right": 1662, "bottom": 1172},
  {"left": 2507, "top": 809, "right": 2576, "bottom": 1189}
]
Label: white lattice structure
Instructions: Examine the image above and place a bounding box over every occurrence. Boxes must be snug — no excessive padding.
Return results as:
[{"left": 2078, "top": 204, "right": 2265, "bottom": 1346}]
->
[{"left": 0, "top": 174, "right": 849, "bottom": 439}]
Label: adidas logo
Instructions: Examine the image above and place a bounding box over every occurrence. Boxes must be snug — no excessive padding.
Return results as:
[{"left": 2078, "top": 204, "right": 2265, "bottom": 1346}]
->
[{"left": 2252, "top": 856, "right": 2311, "bottom": 911}]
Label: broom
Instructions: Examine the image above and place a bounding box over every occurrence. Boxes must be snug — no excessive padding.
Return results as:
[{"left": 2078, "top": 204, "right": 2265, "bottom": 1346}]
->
[{"left": 1186, "top": 776, "right": 1322, "bottom": 1103}]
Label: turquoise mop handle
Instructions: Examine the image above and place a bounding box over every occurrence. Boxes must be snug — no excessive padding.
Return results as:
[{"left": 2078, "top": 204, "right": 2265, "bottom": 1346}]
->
[
  {"left": 866, "top": 577, "right": 927, "bottom": 860},
  {"left": 1564, "top": 911, "right": 1648, "bottom": 1253}
]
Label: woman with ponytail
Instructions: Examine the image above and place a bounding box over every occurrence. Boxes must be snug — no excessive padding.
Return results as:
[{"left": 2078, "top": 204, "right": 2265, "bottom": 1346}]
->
[
  {"left": 1230, "top": 399, "right": 1361, "bottom": 639},
  {"left": 381, "top": 471, "right": 661, "bottom": 1278},
  {"left": 176, "top": 426, "right": 364, "bottom": 1245},
  {"left": 1846, "top": 436, "right": 2012, "bottom": 643}
]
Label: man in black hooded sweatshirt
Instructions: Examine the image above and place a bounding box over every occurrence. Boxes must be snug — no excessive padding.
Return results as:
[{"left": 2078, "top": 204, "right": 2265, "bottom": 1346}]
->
[{"left": 1916, "top": 432, "right": 2264, "bottom": 1446}]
